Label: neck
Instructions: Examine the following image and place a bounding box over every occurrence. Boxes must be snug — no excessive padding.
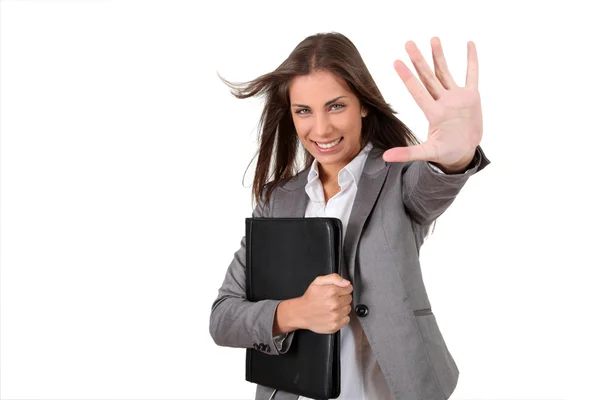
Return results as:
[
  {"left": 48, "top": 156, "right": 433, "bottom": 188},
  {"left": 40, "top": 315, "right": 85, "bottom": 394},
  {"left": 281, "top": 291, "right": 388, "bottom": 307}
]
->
[
  {"left": 317, "top": 162, "right": 344, "bottom": 186},
  {"left": 316, "top": 145, "right": 364, "bottom": 185}
]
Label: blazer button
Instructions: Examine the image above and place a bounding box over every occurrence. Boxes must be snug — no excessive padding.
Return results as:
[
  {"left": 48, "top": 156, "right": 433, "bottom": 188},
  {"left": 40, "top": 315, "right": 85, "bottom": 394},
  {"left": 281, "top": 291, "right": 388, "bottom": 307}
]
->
[{"left": 355, "top": 304, "right": 369, "bottom": 317}]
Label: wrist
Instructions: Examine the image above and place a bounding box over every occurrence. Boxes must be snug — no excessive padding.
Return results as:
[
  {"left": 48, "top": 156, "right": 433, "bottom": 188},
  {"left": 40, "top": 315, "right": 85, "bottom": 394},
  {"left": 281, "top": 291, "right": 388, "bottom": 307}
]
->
[
  {"left": 436, "top": 149, "right": 477, "bottom": 174},
  {"left": 273, "top": 297, "right": 304, "bottom": 335}
]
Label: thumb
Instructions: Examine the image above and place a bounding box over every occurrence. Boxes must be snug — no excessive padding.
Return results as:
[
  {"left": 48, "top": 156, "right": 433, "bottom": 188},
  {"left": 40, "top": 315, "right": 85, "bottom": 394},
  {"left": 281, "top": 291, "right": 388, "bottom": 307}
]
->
[
  {"left": 382, "top": 142, "right": 433, "bottom": 163},
  {"left": 313, "top": 273, "right": 349, "bottom": 287}
]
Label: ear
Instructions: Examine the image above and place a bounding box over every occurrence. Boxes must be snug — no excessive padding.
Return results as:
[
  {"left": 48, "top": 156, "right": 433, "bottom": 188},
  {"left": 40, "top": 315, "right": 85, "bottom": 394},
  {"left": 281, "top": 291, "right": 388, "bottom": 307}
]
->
[{"left": 361, "top": 108, "right": 368, "bottom": 118}]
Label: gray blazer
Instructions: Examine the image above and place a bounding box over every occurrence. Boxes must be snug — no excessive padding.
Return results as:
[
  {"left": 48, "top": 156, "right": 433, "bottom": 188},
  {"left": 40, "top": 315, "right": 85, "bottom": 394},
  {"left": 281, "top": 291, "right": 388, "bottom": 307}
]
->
[{"left": 209, "top": 145, "right": 490, "bottom": 400}]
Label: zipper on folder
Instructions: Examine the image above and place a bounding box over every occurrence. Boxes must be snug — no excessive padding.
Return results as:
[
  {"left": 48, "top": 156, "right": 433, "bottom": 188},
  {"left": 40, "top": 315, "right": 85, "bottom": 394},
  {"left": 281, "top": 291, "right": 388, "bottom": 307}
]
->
[{"left": 268, "top": 388, "right": 278, "bottom": 400}]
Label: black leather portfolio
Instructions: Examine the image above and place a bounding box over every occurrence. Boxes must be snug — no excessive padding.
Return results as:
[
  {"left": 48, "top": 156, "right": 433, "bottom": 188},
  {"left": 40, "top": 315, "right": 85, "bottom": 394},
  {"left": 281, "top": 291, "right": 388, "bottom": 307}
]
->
[{"left": 245, "top": 217, "right": 343, "bottom": 400}]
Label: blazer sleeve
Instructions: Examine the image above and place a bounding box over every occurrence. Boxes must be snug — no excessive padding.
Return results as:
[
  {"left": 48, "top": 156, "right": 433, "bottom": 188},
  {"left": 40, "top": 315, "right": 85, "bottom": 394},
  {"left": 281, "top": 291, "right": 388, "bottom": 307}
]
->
[
  {"left": 402, "top": 145, "right": 491, "bottom": 226},
  {"left": 209, "top": 188, "right": 295, "bottom": 355}
]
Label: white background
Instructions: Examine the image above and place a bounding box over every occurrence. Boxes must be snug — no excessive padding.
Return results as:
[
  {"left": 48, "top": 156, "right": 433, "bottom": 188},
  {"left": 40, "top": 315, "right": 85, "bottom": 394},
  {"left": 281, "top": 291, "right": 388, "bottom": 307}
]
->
[{"left": 1, "top": 0, "right": 599, "bottom": 399}]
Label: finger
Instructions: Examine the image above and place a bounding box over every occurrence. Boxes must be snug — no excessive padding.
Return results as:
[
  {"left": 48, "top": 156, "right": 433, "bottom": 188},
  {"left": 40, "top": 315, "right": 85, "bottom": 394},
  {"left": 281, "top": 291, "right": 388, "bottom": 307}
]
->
[
  {"left": 431, "top": 37, "right": 459, "bottom": 89},
  {"left": 332, "top": 285, "right": 353, "bottom": 297},
  {"left": 334, "top": 294, "right": 353, "bottom": 308},
  {"left": 333, "top": 303, "right": 352, "bottom": 314},
  {"left": 314, "top": 274, "right": 349, "bottom": 287},
  {"left": 340, "top": 315, "right": 350, "bottom": 328},
  {"left": 331, "top": 279, "right": 351, "bottom": 288},
  {"left": 337, "top": 285, "right": 353, "bottom": 296},
  {"left": 339, "top": 294, "right": 353, "bottom": 305},
  {"left": 382, "top": 142, "right": 437, "bottom": 163},
  {"left": 404, "top": 41, "right": 445, "bottom": 100},
  {"left": 466, "top": 41, "right": 479, "bottom": 89},
  {"left": 393, "top": 60, "right": 436, "bottom": 115}
]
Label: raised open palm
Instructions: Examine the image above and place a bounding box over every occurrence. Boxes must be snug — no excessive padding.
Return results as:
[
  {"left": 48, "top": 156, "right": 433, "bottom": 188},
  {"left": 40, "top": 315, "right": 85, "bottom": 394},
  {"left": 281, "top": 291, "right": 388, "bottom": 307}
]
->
[{"left": 382, "top": 37, "right": 482, "bottom": 172}]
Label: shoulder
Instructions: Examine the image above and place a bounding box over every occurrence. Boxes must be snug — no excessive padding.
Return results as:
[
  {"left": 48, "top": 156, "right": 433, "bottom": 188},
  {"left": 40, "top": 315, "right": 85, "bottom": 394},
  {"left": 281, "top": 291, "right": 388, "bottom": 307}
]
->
[
  {"left": 253, "top": 167, "right": 310, "bottom": 216},
  {"left": 278, "top": 168, "right": 311, "bottom": 192}
]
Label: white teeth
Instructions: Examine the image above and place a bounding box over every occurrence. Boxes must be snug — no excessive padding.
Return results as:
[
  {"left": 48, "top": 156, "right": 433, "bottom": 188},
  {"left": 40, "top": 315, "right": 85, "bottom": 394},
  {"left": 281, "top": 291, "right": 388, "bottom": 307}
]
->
[{"left": 316, "top": 137, "right": 342, "bottom": 149}]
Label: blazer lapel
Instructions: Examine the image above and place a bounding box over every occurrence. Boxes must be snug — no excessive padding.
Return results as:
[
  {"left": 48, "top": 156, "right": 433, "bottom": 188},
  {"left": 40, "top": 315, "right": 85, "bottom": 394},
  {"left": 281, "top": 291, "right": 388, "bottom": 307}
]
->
[{"left": 343, "top": 146, "right": 389, "bottom": 282}]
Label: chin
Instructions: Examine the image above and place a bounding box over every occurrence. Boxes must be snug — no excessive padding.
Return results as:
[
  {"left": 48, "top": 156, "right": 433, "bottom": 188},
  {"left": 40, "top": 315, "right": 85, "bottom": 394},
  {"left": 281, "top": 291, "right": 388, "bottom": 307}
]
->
[{"left": 313, "top": 153, "right": 345, "bottom": 164}]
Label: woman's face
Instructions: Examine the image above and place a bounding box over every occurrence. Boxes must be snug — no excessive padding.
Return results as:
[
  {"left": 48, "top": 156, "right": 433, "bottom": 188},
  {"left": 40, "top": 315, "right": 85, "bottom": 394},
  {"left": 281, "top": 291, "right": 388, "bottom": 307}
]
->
[{"left": 289, "top": 69, "right": 366, "bottom": 171}]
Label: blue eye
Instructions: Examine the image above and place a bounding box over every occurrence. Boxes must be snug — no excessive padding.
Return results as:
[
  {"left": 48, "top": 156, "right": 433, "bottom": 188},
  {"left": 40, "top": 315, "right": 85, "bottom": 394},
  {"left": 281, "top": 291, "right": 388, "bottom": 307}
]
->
[{"left": 294, "top": 104, "right": 346, "bottom": 115}]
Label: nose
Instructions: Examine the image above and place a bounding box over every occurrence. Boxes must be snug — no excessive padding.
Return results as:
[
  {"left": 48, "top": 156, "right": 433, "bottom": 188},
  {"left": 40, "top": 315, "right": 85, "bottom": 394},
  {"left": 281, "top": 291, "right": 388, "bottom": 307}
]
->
[{"left": 314, "top": 111, "right": 333, "bottom": 138}]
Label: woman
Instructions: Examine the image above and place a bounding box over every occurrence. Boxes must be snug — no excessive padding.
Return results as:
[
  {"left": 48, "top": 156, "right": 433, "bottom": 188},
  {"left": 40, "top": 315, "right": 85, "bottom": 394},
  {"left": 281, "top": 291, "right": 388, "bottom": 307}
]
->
[{"left": 209, "top": 32, "right": 490, "bottom": 400}]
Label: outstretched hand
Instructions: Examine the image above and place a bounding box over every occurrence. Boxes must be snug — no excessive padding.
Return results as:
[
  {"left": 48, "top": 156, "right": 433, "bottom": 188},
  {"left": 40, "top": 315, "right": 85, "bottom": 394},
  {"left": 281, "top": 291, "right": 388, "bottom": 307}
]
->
[{"left": 382, "top": 37, "right": 482, "bottom": 173}]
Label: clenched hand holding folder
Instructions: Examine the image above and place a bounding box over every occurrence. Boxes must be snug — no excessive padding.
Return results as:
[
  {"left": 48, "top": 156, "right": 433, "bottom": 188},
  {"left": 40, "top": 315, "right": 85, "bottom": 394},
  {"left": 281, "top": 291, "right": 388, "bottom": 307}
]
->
[{"left": 245, "top": 217, "right": 343, "bottom": 399}]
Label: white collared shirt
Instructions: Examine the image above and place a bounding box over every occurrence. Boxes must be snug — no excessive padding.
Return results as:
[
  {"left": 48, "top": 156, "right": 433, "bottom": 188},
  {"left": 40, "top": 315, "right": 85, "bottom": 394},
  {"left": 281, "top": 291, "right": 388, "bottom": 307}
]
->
[{"left": 299, "top": 141, "right": 394, "bottom": 400}]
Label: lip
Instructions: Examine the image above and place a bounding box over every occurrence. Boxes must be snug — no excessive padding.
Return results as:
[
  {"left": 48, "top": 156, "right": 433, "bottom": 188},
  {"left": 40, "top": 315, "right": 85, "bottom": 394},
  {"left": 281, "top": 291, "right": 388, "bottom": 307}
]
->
[{"left": 312, "top": 137, "right": 344, "bottom": 153}]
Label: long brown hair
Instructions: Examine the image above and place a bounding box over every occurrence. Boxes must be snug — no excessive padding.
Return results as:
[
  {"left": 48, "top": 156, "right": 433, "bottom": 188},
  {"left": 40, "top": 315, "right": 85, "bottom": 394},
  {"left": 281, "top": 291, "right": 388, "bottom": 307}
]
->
[{"left": 219, "top": 32, "right": 421, "bottom": 206}]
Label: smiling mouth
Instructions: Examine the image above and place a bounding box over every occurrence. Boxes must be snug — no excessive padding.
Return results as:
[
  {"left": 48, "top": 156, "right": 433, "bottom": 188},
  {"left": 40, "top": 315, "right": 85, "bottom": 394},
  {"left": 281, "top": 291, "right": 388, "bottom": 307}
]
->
[{"left": 313, "top": 137, "right": 343, "bottom": 149}]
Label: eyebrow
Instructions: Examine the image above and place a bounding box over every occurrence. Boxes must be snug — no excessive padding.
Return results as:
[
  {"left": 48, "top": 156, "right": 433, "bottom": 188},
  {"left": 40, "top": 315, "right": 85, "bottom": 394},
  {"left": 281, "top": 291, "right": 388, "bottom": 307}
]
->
[{"left": 291, "top": 96, "right": 346, "bottom": 108}]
